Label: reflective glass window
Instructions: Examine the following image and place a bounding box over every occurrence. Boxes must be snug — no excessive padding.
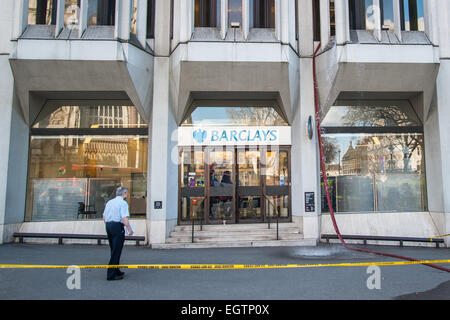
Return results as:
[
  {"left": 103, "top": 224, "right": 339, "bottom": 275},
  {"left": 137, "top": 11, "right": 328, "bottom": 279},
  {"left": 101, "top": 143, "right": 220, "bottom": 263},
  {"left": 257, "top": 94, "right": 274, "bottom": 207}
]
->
[
  {"left": 195, "top": 0, "right": 221, "bottom": 27},
  {"left": 87, "top": 0, "right": 116, "bottom": 26},
  {"left": 401, "top": 0, "right": 424, "bottom": 31},
  {"left": 33, "top": 103, "right": 147, "bottom": 129},
  {"left": 321, "top": 100, "right": 427, "bottom": 214},
  {"left": 322, "top": 100, "right": 421, "bottom": 127},
  {"left": 182, "top": 106, "right": 288, "bottom": 127},
  {"left": 249, "top": 0, "right": 275, "bottom": 28},
  {"left": 228, "top": 0, "right": 242, "bottom": 27},
  {"left": 64, "top": 0, "right": 81, "bottom": 27},
  {"left": 381, "top": 0, "right": 394, "bottom": 31},
  {"left": 26, "top": 135, "right": 148, "bottom": 221},
  {"left": 28, "top": 0, "right": 57, "bottom": 25}
]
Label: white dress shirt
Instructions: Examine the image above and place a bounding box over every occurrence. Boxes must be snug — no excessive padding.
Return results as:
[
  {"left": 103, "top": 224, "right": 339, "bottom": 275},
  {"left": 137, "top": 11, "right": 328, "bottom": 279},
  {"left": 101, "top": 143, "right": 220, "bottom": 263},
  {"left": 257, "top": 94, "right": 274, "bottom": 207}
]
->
[{"left": 103, "top": 196, "right": 130, "bottom": 222}]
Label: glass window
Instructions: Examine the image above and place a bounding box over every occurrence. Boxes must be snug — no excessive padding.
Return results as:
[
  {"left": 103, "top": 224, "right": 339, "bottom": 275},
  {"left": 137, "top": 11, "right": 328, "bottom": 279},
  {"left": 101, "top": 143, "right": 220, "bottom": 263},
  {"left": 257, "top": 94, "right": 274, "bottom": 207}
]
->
[
  {"left": 228, "top": 0, "right": 242, "bottom": 27},
  {"left": 130, "top": 0, "right": 137, "bottom": 34},
  {"left": 321, "top": 100, "right": 421, "bottom": 127},
  {"left": 87, "top": 0, "right": 116, "bottom": 26},
  {"left": 401, "top": 0, "right": 424, "bottom": 31},
  {"left": 181, "top": 149, "right": 205, "bottom": 187},
  {"left": 195, "top": 0, "right": 221, "bottom": 27},
  {"left": 64, "top": 0, "right": 81, "bottom": 27},
  {"left": 249, "top": 0, "right": 275, "bottom": 28},
  {"left": 33, "top": 104, "right": 147, "bottom": 129},
  {"left": 182, "top": 106, "right": 288, "bottom": 126},
  {"left": 146, "top": 0, "right": 155, "bottom": 38},
  {"left": 26, "top": 135, "right": 148, "bottom": 221},
  {"left": 321, "top": 100, "right": 427, "bottom": 214},
  {"left": 238, "top": 150, "right": 260, "bottom": 186},
  {"left": 313, "top": 0, "right": 320, "bottom": 41},
  {"left": 265, "top": 150, "right": 288, "bottom": 186},
  {"left": 28, "top": 0, "right": 58, "bottom": 25},
  {"left": 381, "top": 0, "right": 394, "bottom": 31},
  {"left": 330, "top": 0, "right": 335, "bottom": 37},
  {"left": 349, "top": 0, "right": 373, "bottom": 30}
]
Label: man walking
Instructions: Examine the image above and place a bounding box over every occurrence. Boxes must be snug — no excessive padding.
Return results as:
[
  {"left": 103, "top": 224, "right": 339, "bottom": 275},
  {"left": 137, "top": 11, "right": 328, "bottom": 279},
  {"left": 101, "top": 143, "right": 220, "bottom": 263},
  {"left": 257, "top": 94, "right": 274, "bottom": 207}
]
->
[{"left": 103, "top": 187, "right": 134, "bottom": 280}]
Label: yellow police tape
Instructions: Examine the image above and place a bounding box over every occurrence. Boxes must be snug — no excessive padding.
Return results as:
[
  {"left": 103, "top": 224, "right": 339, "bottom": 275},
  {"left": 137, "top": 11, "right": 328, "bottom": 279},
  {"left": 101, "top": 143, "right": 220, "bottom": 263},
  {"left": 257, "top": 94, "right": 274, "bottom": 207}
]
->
[{"left": 0, "top": 259, "right": 449, "bottom": 270}]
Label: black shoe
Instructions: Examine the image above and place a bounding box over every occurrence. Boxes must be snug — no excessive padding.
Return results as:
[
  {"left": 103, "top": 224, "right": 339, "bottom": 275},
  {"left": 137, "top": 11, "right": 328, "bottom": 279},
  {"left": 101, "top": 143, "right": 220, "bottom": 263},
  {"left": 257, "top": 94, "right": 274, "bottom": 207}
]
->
[
  {"left": 107, "top": 275, "right": 123, "bottom": 281},
  {"left": 117, "top": 270, "right": 125, "bottom": 276}
]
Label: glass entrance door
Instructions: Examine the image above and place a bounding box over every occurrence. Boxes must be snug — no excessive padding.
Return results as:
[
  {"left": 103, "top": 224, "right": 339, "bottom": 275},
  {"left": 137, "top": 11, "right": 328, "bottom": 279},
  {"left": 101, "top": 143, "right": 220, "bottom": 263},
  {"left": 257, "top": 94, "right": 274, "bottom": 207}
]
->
[
  {"left": 180, "top": 148, "right": 206, "bottom": 222},
  {"left": 179, "top": 146, "right": 291, "bottom": 224},
  {"left": 264, "top": 147, "right": 290, "bottom": 220},
  {"left": 207, "top": 148, "right": 235, "bottom": 223},
  {"left": 237, "top": 148, "right": 263, "bottom": 221}
]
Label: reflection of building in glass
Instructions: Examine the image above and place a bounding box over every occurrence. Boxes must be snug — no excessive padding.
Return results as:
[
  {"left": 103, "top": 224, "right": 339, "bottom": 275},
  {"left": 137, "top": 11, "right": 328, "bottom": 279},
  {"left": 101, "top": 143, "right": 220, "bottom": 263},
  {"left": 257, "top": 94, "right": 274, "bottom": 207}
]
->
[{"left": 341, "top": 140, "right": 369, "bottom": 175}]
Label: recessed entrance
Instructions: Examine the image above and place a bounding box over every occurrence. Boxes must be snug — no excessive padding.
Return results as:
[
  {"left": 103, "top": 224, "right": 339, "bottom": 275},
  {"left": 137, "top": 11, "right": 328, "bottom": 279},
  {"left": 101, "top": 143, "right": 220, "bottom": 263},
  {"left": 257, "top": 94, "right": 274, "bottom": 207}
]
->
[{"left": 179, "top": 146, "right": 291, "bottom": 224}]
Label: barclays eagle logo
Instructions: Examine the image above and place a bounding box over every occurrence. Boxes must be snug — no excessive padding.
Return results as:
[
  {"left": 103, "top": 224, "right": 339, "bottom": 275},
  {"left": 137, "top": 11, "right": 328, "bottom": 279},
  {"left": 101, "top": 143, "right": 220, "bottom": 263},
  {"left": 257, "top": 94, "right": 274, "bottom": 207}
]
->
[{"left": 193, "top": 129, "right": 207, "bottom": 143}]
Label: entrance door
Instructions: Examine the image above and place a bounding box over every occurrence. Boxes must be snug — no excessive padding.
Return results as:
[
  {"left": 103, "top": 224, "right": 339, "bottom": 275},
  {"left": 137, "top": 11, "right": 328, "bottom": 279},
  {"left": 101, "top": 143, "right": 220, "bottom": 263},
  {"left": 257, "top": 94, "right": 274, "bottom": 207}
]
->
[
  {"left": 263, "top": 147, "right": 291, "bottom": 220},
  {"left": 179, "top": 148, "right": 206, "bottom": 222},
  {"left": 207, "top": 148, "right": 235, "bottom": 223},
  {"left": 236, "top": 148, "right": 264, "bottom": 222},
  {"left": 179, "top": 146, "right": 291, "bottom": 224}
]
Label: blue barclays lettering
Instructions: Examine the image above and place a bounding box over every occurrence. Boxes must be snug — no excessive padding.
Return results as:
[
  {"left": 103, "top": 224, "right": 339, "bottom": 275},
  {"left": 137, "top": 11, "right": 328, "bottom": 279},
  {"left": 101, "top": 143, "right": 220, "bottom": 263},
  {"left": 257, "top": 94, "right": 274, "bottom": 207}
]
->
[
  {"left": 220, "top": 130, "right": 228, "bottom": 142},
  {"left": 211, "top": 130, "right": 219, "bottom": 142},
  {"left": 262, "top": 130, "right": 270, "bottom": 141},
  {"left": 230, "top": 130, "right": 238, "bottom": 141},
  {"left": 269, "top": 130, "right": 277, "bottom": 141},
  {"left": 253, "top": 130, "right": 261, "bottom": 141},
  {"left": 239, "top": 130, "right": 247, "bottom": 141}
]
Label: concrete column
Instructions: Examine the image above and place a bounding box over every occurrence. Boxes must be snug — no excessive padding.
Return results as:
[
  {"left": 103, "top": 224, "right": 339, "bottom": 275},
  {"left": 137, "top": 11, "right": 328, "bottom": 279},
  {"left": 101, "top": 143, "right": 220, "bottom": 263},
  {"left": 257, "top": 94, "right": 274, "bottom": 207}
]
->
[
  {"left": 275, "top": 0, "right": 281, "bottom": 41},
  {"left": 435, "top": 0, "right": 450, "bottom": 246},
  {"left": 319, "top": 0, "right": 331, "bottom": 49},
  {"left": 0, "top": 0, "right": 27, "bottom": 243},
  {"left": 115, "top": 0, "right": 131, "bottom": 41},
  {"left": 334, "top": 0, "right": 347, "bottom": 45},
  {"left": 372, "top": 0, "right": 382, "bottom": 41},
  {"left": 148, "top": 57, "right": 178, "bottom": 244},
  {"left": 242, "top": 0, "right": 249, "bottom": 40},
  {"left": 221, "top": 0, "right": 228, "bottom": 39},
  {"left": 298, "top": 0, "right": 314, "bottom": 56},
  {"left": 292, "top": 58, "right": 320, "bottom": 240},
  {"left": 78, "top": 0, "right": 88, "bottom": 38},
  {"left": 437, "top": 0, "right": 450, "bottom": 58},
  {"left": 12, "top": 0, "right": 28, "bottom": 40},
  {"left": 154, "top": 0, "right": 171, "bottom": 55},
  {"left": 393, "top": 0, "right": 402, "bottom": 42},
  {"left": 55, "top": 0, "right": 65, "bottom": 37},
  {"left": 280, "top": 0, "right": 289, "bottom": 44},
  {"left": 423, "top": 0, "right": 439, "bottom": 46},
  {"left": 136, "top": 0, "right": 148, "bottom": 47}
]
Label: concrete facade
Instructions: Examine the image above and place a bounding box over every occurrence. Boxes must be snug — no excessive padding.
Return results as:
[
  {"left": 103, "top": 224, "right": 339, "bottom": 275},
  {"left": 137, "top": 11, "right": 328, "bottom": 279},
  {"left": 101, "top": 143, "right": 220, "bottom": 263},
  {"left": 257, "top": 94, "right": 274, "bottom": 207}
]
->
[{"left": 0, "top": 0, "right": 449, "bottom": 247}]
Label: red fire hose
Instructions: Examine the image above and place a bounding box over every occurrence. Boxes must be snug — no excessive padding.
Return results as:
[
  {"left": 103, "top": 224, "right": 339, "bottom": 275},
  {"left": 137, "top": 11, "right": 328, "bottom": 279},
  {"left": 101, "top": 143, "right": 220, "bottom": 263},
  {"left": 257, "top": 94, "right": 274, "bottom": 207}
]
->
[{"left": 311, "top": 5, "right": 449, "bottom": 273}]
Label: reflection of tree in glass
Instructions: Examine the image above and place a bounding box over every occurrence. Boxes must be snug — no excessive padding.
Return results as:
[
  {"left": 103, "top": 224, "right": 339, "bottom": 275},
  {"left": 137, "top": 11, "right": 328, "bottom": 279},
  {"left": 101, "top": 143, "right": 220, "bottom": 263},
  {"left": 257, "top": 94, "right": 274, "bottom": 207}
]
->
[
  {"left": 225, "top": 107, "right": 286, "bottom": 126},
  {"left": 342, "top": 106, "right": 422, "bottom": 173},
  {"left": 341, "top": 106, "right": 416, "bottom": 127},
  {"left": 323, "top": 139, "right": 339, "bottom": 164}
]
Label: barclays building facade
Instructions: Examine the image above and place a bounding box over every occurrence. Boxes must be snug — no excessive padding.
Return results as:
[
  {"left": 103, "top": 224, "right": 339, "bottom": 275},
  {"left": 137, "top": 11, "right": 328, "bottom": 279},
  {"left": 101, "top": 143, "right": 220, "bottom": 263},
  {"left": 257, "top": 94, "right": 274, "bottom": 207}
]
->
[{"left": 0, "top": 0, "right": 449, "bottom": 248}]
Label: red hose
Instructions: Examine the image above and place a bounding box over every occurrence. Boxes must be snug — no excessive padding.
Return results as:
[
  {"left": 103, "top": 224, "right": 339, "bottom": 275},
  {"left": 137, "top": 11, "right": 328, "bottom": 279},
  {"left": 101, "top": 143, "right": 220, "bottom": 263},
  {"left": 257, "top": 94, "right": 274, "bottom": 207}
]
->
[{"left": 311, "top": 17, "right": 449, "bottom": 273}]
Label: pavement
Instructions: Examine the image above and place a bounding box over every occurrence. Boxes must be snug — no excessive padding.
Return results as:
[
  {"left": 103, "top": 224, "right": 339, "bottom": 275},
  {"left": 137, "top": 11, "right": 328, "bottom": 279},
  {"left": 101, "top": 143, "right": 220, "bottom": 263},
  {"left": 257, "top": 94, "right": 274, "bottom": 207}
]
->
[{"left": 0, "top": 242, "right": 449, "bottom": 301}]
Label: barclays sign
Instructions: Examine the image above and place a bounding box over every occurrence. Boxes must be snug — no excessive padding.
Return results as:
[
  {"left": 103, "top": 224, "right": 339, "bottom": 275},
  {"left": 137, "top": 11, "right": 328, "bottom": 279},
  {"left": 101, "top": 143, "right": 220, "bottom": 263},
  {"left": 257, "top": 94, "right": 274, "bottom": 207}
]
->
[{"left": 179, "top": 126, "right": 291, "bottom": 146}]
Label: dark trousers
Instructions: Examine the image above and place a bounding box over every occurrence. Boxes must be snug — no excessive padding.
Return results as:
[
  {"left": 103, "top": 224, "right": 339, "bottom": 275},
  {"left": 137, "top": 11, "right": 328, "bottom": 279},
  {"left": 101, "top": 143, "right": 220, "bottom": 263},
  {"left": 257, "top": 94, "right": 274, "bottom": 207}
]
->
[{"left": 106, "top": 221, "right": 125, "bottom": 279}]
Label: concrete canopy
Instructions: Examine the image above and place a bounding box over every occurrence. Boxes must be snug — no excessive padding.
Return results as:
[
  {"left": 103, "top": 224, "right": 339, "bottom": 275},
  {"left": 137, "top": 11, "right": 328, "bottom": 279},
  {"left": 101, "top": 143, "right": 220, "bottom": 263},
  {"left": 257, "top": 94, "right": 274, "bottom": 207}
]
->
[{"left": 175, "top": 61, "right": 294, "bottom": 126}]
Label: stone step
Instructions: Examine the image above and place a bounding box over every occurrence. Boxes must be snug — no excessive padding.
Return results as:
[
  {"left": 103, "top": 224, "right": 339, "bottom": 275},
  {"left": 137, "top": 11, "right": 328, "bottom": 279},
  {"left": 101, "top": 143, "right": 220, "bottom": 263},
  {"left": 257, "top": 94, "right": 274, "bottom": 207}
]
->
[
  {"left": 169, "top": 228, "right": 300, "bottom": 238},
  {"left": 152, "top": 239, "right": 317, "bottom": 249},
  {"left": 166, "top": 233, "right": 304, "bottom": 243},
  {"left": 174, "top": 223, "right": 298, "bottom": 232}
]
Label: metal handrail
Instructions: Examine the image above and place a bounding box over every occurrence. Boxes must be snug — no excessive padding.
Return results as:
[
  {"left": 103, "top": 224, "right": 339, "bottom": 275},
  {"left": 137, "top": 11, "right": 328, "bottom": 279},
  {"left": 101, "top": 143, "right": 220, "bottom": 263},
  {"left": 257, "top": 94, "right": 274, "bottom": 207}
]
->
[
  {"left": 191, "top": 212, "right": 204, "bottom": 243},
  {"left": 264, "top": 195, "right": 280, "bottom": 240}
]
